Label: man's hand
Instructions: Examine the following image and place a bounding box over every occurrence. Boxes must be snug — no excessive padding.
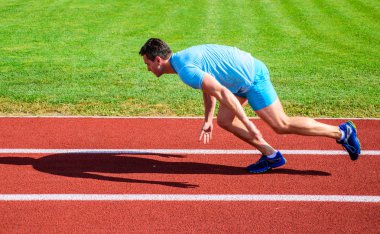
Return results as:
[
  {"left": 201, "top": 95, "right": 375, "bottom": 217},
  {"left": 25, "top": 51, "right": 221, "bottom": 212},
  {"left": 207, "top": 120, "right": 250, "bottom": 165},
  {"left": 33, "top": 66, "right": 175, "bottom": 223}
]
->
[{"left": 199, "top": 121, "right": 213, "bottom": 144}]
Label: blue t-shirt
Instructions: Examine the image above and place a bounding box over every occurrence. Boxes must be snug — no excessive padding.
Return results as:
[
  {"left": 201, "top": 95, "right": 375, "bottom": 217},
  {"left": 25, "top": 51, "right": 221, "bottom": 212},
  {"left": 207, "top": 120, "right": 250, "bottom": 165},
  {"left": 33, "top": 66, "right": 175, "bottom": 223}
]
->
[{"left": 170, "top": 44, "right": 255, "bottom": 94}]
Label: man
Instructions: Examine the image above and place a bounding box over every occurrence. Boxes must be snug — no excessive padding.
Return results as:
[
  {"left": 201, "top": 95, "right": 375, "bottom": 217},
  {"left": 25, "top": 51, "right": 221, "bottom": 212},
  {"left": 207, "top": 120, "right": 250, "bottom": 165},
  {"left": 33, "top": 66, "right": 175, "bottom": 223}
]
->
[{"left": 139, "top": 38, "right": 361, "bottom": 173}]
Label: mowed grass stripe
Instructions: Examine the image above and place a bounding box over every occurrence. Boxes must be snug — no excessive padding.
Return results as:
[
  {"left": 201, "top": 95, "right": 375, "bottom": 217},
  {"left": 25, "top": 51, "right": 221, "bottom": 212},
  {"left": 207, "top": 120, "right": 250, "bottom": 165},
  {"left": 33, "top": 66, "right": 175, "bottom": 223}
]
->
[
  {"left": 341, "top": 0, "right": 380, "bottom": 61},
  {"left": 194, "top": 0, "right": 252, "bottom": 44},
  {"left": 314, "top": 0, "right": 379, "bottom": 55},
  {"left": 347, "top": 0, "right": 380, "bottom": 23},
  {"left": 279, "top": 0, "right": 372, "bottom": 56},
  {"left": 263, "top": 0, "right": 303, "bottom": 39},
  {"left": 254, "top": 0, "right": 289, "bottom": 48},
  {"left": 0, "top": 1, "right": 378, "bottom": 117},
  {"left": 265, "top": 0, "right": 378, "bottom": 117},
  {"left": 279, "top": 0, "right": 337, "bottom": 51}
]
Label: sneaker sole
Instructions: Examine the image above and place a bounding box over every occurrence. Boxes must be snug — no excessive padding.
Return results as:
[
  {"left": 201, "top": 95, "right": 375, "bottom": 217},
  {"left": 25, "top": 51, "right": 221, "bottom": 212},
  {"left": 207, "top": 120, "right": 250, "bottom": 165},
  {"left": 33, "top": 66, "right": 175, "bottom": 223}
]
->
[
  {"left": 247, "top": 167, "right": 271, "bottom": 174},
  {"left": 347, "top": 121, "right": 361, "bottom": 161},
  {"left": 247, "top": 158, "right": 286, "bottom": 174},
  {"left": 270, "top": 158, "right": 287, "bottom": 168}
]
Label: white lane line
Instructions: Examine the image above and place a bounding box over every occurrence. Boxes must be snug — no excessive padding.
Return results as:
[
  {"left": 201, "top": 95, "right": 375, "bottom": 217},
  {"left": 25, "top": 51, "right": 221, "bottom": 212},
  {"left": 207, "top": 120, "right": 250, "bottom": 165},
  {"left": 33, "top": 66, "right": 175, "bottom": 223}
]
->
[
  {"left": 0, "top": 149, "right": 379, "bottom": 155},
  {"left": 0, "top": 194, "right": 379, "bottom": 202}
]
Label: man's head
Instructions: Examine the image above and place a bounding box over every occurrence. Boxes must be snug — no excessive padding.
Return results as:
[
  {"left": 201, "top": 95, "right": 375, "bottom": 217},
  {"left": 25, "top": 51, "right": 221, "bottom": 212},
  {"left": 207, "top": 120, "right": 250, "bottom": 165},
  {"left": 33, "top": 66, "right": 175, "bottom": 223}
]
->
[
  {"left": 139, "top": 38, "right": 172, "bottom": 77},
  {"left": 139, "top": 38, "right": 172, "bottom": 61}
]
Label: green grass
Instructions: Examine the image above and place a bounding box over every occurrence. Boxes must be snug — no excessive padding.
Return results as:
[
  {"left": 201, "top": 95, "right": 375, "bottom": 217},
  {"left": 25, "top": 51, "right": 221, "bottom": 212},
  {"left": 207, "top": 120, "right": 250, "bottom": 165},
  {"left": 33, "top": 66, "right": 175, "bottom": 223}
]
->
[{"left": 0, "top": 0, "right": 379, "bottom": 117}]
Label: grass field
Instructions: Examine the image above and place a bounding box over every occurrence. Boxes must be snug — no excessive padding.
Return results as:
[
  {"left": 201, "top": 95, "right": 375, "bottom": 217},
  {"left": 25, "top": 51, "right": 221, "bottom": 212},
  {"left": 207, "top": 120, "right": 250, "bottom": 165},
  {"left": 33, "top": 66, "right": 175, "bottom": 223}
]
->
[{"left": 0, "top": 0, "right": 379, "bottom": 117}]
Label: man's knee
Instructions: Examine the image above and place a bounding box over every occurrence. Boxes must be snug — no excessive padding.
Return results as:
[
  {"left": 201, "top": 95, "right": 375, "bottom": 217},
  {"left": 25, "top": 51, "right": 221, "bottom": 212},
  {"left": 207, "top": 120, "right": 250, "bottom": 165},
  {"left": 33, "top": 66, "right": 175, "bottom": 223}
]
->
[
  {"left": 217, "top": 116, "right": 232, "bottom": 130},
  {"left": 271, "top": 120, "right": 291, "bottom": 134}
]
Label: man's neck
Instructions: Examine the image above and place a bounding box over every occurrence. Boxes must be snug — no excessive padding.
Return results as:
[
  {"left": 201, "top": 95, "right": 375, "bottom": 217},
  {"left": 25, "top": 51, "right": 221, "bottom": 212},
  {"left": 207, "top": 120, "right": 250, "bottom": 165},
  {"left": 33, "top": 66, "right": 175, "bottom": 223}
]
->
[{"left": 163, "top": 57, "right": 176, "bottom": 74}]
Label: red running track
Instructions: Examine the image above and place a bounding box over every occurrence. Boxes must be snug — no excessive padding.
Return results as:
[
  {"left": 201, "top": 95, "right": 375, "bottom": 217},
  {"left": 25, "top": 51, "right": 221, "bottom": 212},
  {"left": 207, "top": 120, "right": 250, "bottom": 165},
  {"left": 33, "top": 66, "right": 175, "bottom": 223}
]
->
[{"left": 0, "top": 117, "right": 379, "bottom": 233}]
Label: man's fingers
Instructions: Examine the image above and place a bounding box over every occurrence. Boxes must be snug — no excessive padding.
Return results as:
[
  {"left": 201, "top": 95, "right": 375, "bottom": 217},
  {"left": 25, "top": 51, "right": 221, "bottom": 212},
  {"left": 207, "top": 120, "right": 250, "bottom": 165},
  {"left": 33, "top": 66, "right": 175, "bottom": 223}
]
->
[
  {"left": 199, "top": 130, "right": 204, "bottom": 142},
  {"left": 199, "top": 128, "right": 212, "bottom": 144}
]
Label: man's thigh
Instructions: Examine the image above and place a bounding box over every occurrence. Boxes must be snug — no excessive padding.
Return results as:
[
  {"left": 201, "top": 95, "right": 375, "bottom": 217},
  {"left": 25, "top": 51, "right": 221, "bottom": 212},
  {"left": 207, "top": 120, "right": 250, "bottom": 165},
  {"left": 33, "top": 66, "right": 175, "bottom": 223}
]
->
[
  {"left": 255, "top": 98, "right": 288, "bottom": 128},
  {"left": 217, "top": 96, "right": 248, "bottom": 122}
]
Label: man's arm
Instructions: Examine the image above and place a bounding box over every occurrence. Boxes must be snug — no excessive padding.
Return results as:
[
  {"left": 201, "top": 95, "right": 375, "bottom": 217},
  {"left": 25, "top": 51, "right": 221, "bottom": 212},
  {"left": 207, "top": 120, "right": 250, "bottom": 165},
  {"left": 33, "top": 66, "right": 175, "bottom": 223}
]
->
[
  {"left": 201, "top": 73, "right": 262, "bottom": 138},
  {"left": 203, "top": 92, "right": 216, "bottom": 123},
  {"left": 198, "top": 92, "right": 216, "bottom": 144}
]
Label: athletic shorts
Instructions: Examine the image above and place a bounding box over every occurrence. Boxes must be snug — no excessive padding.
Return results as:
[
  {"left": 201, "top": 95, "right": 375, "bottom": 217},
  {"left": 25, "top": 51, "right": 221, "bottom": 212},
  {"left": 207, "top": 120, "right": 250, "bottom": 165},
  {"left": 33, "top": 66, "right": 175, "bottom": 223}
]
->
[{"left": 235, "top": 59, "right": 278, "bottom": 111}]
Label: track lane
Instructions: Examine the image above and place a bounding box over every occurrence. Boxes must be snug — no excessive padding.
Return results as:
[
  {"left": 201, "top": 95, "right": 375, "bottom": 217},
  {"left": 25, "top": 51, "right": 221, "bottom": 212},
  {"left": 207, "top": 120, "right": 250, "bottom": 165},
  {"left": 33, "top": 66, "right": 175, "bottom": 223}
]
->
[
  {"left": 0, "top": 117, "right": 378, "bottom": 150},
  {"left": 1, "top": 202, "right": 379, "bottom": 233},
  {"left": 0, "top": 117, "right": 379, "bottom": 233},
  {"left": 0, "top": 153, "right": 378, "bottom": 195}
]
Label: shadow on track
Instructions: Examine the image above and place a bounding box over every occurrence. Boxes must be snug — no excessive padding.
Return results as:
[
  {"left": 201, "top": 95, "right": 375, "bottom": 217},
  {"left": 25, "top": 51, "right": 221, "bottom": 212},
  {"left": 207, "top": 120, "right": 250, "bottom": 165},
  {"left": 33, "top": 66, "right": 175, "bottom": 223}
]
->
[
  {"left": 0, "top": 153, "right": 331, "bottom": 188},
  {"left": 268, "top": 168, "right": 331, "bottom": 176}
]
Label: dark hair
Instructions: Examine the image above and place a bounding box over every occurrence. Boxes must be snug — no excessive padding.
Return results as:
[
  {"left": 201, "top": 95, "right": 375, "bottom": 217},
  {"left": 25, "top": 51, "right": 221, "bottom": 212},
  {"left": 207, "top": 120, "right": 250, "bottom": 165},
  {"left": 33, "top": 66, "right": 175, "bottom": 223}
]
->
[{"left": 139, "top": 38, "right": 172, "bottom": 61}]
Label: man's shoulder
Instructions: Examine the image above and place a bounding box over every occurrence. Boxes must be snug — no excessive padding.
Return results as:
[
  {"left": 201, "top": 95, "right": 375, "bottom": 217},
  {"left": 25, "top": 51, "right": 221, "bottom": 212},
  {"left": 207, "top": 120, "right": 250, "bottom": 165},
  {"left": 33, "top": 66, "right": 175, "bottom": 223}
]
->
[
  {"left": 181, "top": 44, "right": 228, "bottom": 52},
  {"left": 171, "top": 46, "right": 204, "bottom": 65},
  {"left": 173, "top": 44, "right": 230, "bottom": 62},
  {"left": 176, "top": 44, "right": 206, "bottom": 55}
]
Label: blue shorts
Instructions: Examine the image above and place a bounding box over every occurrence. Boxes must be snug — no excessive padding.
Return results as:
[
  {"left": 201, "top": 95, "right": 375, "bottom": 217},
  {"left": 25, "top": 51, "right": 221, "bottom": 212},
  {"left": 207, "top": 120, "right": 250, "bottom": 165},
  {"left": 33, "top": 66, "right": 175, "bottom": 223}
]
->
[{"left": 235, "top": 59, "right": 278, "bottom": 111}]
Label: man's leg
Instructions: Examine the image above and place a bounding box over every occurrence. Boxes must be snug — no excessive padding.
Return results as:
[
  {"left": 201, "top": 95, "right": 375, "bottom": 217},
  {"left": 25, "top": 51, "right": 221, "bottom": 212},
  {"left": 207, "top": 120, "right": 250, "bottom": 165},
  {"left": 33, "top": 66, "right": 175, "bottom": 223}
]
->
[
  {"left": 255, "top": 98, "right": 341, "bottom": 139},
  {"left": 255, "top": 98, "right": 361, "bottom": 160},
  {"left": 216, "top": 96, "right": 277, "bottom": 156}
]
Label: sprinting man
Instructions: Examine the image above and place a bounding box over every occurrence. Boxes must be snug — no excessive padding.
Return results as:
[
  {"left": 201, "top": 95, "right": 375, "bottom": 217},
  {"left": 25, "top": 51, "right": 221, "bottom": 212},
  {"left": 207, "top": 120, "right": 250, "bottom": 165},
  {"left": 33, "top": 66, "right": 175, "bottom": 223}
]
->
[{"left": 139, "top": 38, "right": 361, "bottom": 173}]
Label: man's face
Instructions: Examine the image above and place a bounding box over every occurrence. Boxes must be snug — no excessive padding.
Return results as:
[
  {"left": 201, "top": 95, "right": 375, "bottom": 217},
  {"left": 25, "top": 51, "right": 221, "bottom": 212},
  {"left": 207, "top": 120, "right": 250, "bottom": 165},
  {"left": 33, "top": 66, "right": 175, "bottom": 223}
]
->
[{"left": 143, "top": 55, "right": 163, "bottom": 77}]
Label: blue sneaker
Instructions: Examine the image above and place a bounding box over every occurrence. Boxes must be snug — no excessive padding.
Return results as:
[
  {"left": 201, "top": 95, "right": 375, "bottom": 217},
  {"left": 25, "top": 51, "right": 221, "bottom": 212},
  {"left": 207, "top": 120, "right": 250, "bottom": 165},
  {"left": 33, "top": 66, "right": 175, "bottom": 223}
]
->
[
  {"left": 246, "top": 151, "right": 286, "bottom": 173},
  {"left": 337, "top": 121, "right": 361, "bottom": 160}
]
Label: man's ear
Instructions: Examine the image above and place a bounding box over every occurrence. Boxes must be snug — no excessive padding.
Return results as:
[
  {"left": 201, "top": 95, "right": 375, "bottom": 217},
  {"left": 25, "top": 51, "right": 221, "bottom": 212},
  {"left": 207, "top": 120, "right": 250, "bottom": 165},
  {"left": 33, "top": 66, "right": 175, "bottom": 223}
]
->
[{"left": 154, "top": 56, "right": 161, "bottom": 64}]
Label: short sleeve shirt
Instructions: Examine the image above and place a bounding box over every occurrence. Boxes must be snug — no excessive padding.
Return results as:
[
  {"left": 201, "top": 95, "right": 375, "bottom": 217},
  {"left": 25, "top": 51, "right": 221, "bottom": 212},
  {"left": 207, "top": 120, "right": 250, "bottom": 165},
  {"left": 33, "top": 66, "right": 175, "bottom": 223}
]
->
[{"left": 169, "top": 44, "right": 255, "bottom": 94}]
